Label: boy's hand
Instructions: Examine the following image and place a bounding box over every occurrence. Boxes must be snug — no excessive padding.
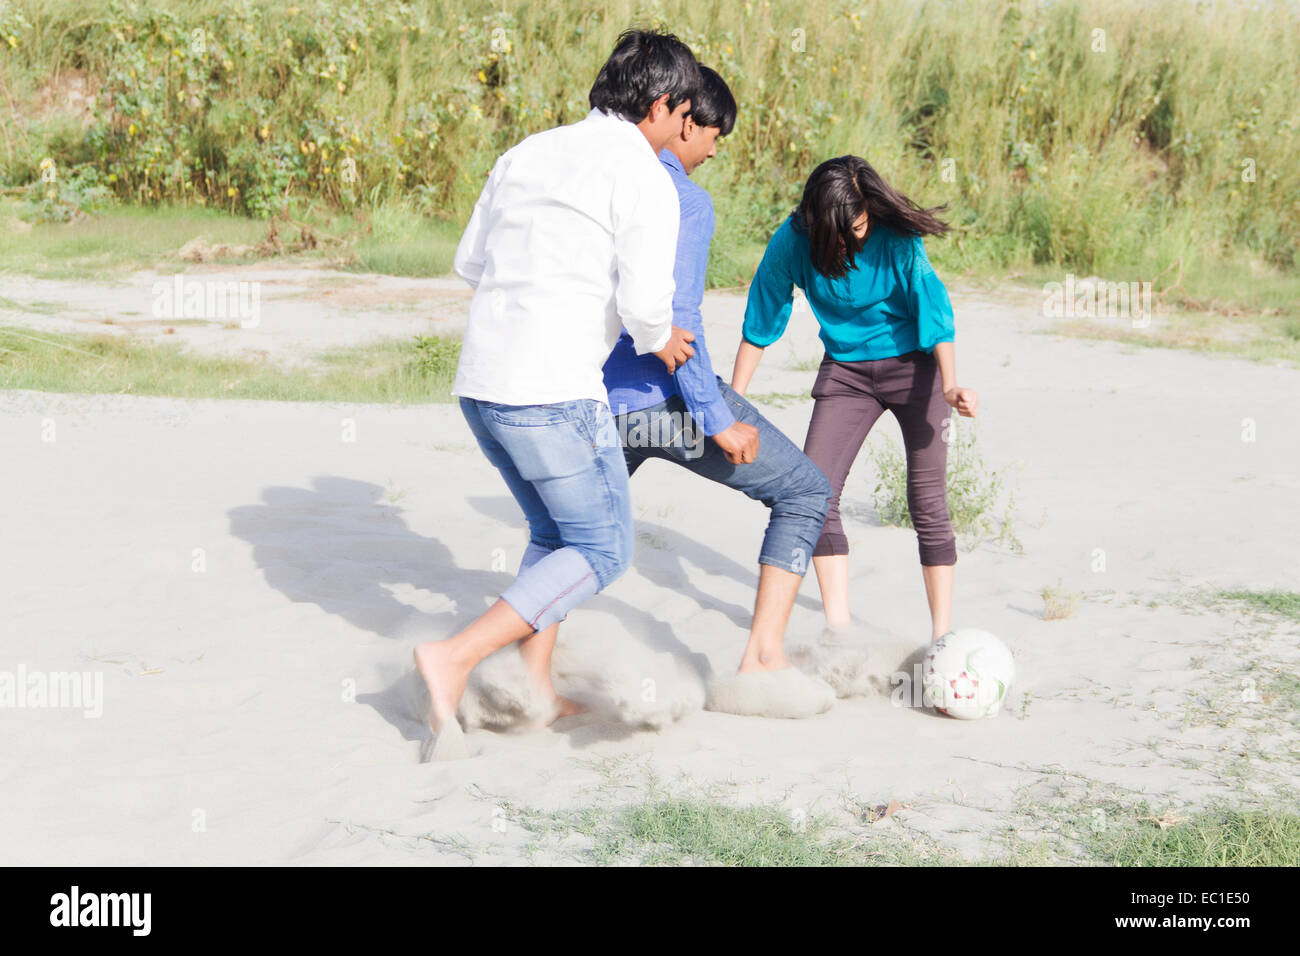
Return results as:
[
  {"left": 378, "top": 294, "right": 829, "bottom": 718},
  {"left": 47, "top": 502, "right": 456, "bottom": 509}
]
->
[
  {"left": 654, "top": 326, "right": 695, "bottom": 372},
  {"left": 712, "top": 421, "right": 760, "bottom": 465}
]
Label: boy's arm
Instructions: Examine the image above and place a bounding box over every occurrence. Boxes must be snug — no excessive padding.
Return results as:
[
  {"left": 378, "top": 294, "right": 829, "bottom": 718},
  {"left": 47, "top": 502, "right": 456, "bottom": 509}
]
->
[
  {"left": 612, "top": 173, "right": 680, "bottom": 357},
  {"left": 669, "top": 195, "right": 735, "bottom": 436},
  {"left": 453, "top": 156, "right": 508, "bottom": 289}
]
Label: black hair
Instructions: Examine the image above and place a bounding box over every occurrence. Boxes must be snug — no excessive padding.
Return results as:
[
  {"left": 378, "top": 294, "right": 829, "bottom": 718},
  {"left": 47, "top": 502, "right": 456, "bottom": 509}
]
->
[
  {"left": 688, "top": 65, "right": 736, "bottom": 136},
  {"left": 792, "top": 155, "right": 950, "bottom": 279},
  {"left": 588, "top": 29, "right": 700, "bottom": 123}
]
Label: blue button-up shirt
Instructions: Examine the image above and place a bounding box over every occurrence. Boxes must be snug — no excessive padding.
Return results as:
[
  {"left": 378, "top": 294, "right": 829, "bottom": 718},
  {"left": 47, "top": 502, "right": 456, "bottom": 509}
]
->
[{"left": 602, "top": 149, "right": 736, "bottom": 437}]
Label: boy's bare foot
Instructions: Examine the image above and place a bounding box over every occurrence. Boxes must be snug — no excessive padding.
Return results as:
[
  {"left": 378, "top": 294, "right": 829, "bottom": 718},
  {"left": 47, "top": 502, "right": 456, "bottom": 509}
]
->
[
  {"left": 550, "top": 695, "right": 587, "bottom": 720},
  {"left": 413, "top": 640, "right": 471, "bottom": 731},
  {"left": 737, "top": 649, "right": 788, "bottom": 673},
  {"left": 527, "top": 693, "right": 587, "bottom": 729}
]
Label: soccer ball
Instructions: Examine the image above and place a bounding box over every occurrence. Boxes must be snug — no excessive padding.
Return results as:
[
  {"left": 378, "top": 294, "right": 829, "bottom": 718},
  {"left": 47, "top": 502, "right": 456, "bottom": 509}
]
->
[{"left": 923, "top": 629, "right": 1015, "bottom": 719}]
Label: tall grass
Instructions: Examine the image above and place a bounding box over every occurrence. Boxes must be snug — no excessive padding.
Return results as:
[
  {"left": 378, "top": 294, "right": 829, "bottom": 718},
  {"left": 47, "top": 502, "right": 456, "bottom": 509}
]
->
[
  {"left": 0, "top": 323, "right": 461, "bottom": 402},
  {"left": 1, "top": 0, "right": 1296, "bottom": 287}
]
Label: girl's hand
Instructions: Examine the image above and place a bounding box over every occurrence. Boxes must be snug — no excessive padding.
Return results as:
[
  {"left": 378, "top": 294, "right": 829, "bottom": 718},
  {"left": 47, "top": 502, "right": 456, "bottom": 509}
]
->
[{"left": 944, "top": 386, "right": 979, "bottom": 417}]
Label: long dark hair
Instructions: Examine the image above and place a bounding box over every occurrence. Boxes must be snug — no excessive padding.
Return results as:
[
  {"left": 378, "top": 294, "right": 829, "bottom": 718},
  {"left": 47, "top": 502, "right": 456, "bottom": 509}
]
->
[
  {"left": 792, "top": 156, "right": 949, "bottom": 279},
  {"left": 589, "top": 29, "right": 700, "bottom": 123}
]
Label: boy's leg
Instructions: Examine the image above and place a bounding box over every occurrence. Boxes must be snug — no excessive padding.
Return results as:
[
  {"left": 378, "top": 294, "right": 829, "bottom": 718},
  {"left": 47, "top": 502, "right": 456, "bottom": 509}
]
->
[
  {"left": 636, "top": 381, "right": 832, "bottom": 670},
  {"left": 415, "top": 398, "right": 632, "bottom": 730}
]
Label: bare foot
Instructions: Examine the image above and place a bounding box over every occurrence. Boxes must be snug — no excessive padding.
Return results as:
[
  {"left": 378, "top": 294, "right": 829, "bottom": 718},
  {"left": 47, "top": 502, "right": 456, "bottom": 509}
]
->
[
  {"left": 737, "top": 650, "right": 788, "bottom": 674},
  {"left": 527, "top": 694, "right": 587, "bottom": 729},
  {"left": 550, "top": 695, "right": 586, "bottom": 720},
  {"left": 413, "top": 641, "right": 471, "bottom": 731}
]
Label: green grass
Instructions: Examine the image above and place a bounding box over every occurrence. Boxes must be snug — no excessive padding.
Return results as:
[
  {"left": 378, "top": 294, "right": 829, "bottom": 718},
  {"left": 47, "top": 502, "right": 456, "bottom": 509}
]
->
[
  {"left": 1215, "top": 589, "right": 1300, "bottom": 621},
  {"left": 2, "top": 0, "right": 1295, "bottom": 291},
  {"left": 345, "top": 203, "right": 463, "bottom": 277},
  {"left": 1088, "top": 808, "right": 1300, "bottom": 866},
  {"left": 520, "top": 796, "right": 952, "bottom": 866},
  {"left": 0, "top": 324, "right": 460, "bottom": 403},
  {"left": 747, "top": 390, "right": 810, "bottom": 408},
  {"left": 504, "top": 789, "right": 1300, "bottom": 866},
  {"left": 0, "top": 201, "right": 275, "bottom": 280}
]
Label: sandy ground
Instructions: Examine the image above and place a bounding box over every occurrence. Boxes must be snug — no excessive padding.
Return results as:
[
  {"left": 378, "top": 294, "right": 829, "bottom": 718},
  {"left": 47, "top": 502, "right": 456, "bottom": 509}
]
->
[{"left": 1, "top": 266, "right": 1298, "bottom": 864}]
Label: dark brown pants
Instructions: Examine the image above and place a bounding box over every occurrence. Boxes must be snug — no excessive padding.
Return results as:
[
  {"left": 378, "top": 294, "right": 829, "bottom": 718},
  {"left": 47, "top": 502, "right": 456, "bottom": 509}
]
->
[{"left": 803, "top": 350, "right": 958, "bottom": 566}]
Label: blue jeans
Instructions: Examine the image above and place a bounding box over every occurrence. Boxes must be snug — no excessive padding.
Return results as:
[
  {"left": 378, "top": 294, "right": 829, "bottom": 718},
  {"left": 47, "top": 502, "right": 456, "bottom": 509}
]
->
[
  {"left": 460, "top": 397, "right": 634, "bottom": 632},
  {"left": 620, "top": 379, "right": 830, "bottom": 575}
]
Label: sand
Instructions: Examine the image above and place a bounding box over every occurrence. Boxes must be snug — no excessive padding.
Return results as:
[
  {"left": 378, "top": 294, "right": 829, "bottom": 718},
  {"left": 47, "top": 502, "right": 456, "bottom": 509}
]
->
[{"left": 1, "top": 268, "right": 1298, "bottom": 863}]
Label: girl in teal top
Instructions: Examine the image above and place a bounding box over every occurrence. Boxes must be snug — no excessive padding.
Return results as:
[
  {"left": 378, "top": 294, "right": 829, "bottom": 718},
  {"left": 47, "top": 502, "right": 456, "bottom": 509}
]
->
[
  {"left": 732, "top": 155, "right": 980, "bottom": 645},
  {"left": 741, "top": 214, "right": 956, "bottom": 360}
]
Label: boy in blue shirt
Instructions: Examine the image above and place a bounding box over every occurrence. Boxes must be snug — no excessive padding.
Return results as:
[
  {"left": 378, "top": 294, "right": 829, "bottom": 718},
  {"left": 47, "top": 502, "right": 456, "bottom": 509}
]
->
[{"left": 531, "top": 67, "right": 836, "bottom": 719}]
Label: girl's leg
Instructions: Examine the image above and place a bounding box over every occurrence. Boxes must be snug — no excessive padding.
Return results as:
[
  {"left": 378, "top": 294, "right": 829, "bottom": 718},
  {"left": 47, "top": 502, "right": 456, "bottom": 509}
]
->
[
  {"left": 921, "top": 564, "right": 954, "bottom": 640},
  {"left": 885, "top": 353, "right": 959, "bottom": 640},
  {"left": 810, "top": 555, "right": 852, "bottom": 632},
  {"left": 802, "top": 356, "right": 885, "bottom": 631}
]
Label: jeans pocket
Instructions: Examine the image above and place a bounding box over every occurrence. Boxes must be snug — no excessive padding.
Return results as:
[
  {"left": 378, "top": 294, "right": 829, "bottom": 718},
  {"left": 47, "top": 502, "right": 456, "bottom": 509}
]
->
[{"left": 485, "top": 401, "right": 574, "bottom": 428}]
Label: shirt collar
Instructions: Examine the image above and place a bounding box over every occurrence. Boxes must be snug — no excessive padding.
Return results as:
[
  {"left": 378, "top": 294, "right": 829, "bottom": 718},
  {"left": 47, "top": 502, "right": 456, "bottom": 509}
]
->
[
  {"left": 586, "top": 107, "right": 656, "bottom": 157},
  {"left": 658, "top": 148, "right": 686, "bottom": 176}
]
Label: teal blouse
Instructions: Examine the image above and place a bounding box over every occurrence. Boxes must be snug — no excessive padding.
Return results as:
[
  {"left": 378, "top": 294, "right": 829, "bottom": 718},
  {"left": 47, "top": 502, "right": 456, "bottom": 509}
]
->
[{"left": 742, "top": 215, "right": 955, "bottom": 360}]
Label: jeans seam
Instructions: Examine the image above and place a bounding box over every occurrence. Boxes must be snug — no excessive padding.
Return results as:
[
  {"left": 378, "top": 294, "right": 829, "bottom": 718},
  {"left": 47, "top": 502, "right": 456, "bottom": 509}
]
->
[{"left": 528, "top": 569, "right": 596, "bottom": 629}]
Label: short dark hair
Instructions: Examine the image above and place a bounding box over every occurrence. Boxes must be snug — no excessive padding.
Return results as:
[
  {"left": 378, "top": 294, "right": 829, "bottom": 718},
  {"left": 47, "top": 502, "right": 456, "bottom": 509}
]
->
[
  {"left": 688, "top": 65, "right": 736, "bottom": 137},
  {"left": 589, "top": 29, "right": 700, "bottom": 123}
]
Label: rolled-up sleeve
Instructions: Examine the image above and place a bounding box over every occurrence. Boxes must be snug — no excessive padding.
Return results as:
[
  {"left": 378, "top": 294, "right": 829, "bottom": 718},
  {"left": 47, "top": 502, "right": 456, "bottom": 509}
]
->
[
  {"left": 612, "top": 170, "right": 679, "bottom": 356},
  {"left": 669, "top": 193, "right": 734, "bottom": 436},
  {"left": 742, "top": 222, "right": 797, "bottom": 348},
  {"left": 905, "top": 236, "right": 954, "bottom": 352}
]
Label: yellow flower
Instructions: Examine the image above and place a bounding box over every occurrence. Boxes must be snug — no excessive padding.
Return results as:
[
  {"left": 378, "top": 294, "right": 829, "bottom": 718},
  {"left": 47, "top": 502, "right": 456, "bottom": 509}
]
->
[
  {"left": 227, "top": 186, "right": 237, "bottom": 196},
  {"left": 336, "top": 80, "right": 346, "bottom": 93},
  {"left": 477, "top": 69, "right": 487, "bottom": 83},
  {"left": 6, "top": 34, "right": 17, "bottom": 48},
  {"left": 128, "top": 122, "right": 137, "bottom": 136},
  {"left": 348, "top": 38, "right": 357, "bottom": 51},
  {"left": 260, "top": 125, "right": 270, "bottom": 139},
  {"left": 350, "top": 132, "right": 359, "bottom": 144}
]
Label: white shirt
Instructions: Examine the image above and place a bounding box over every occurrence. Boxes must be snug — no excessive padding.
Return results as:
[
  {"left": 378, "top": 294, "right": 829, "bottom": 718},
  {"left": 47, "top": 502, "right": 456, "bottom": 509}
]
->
[{"left": 451, "top": 108, "right": 680, "bottom": 406}]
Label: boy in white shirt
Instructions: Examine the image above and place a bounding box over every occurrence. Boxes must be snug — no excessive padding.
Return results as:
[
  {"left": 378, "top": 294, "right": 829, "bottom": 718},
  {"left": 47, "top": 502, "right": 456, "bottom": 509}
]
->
[{"left": 414, "top": 30, "right": 699, "bottom": 759}]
